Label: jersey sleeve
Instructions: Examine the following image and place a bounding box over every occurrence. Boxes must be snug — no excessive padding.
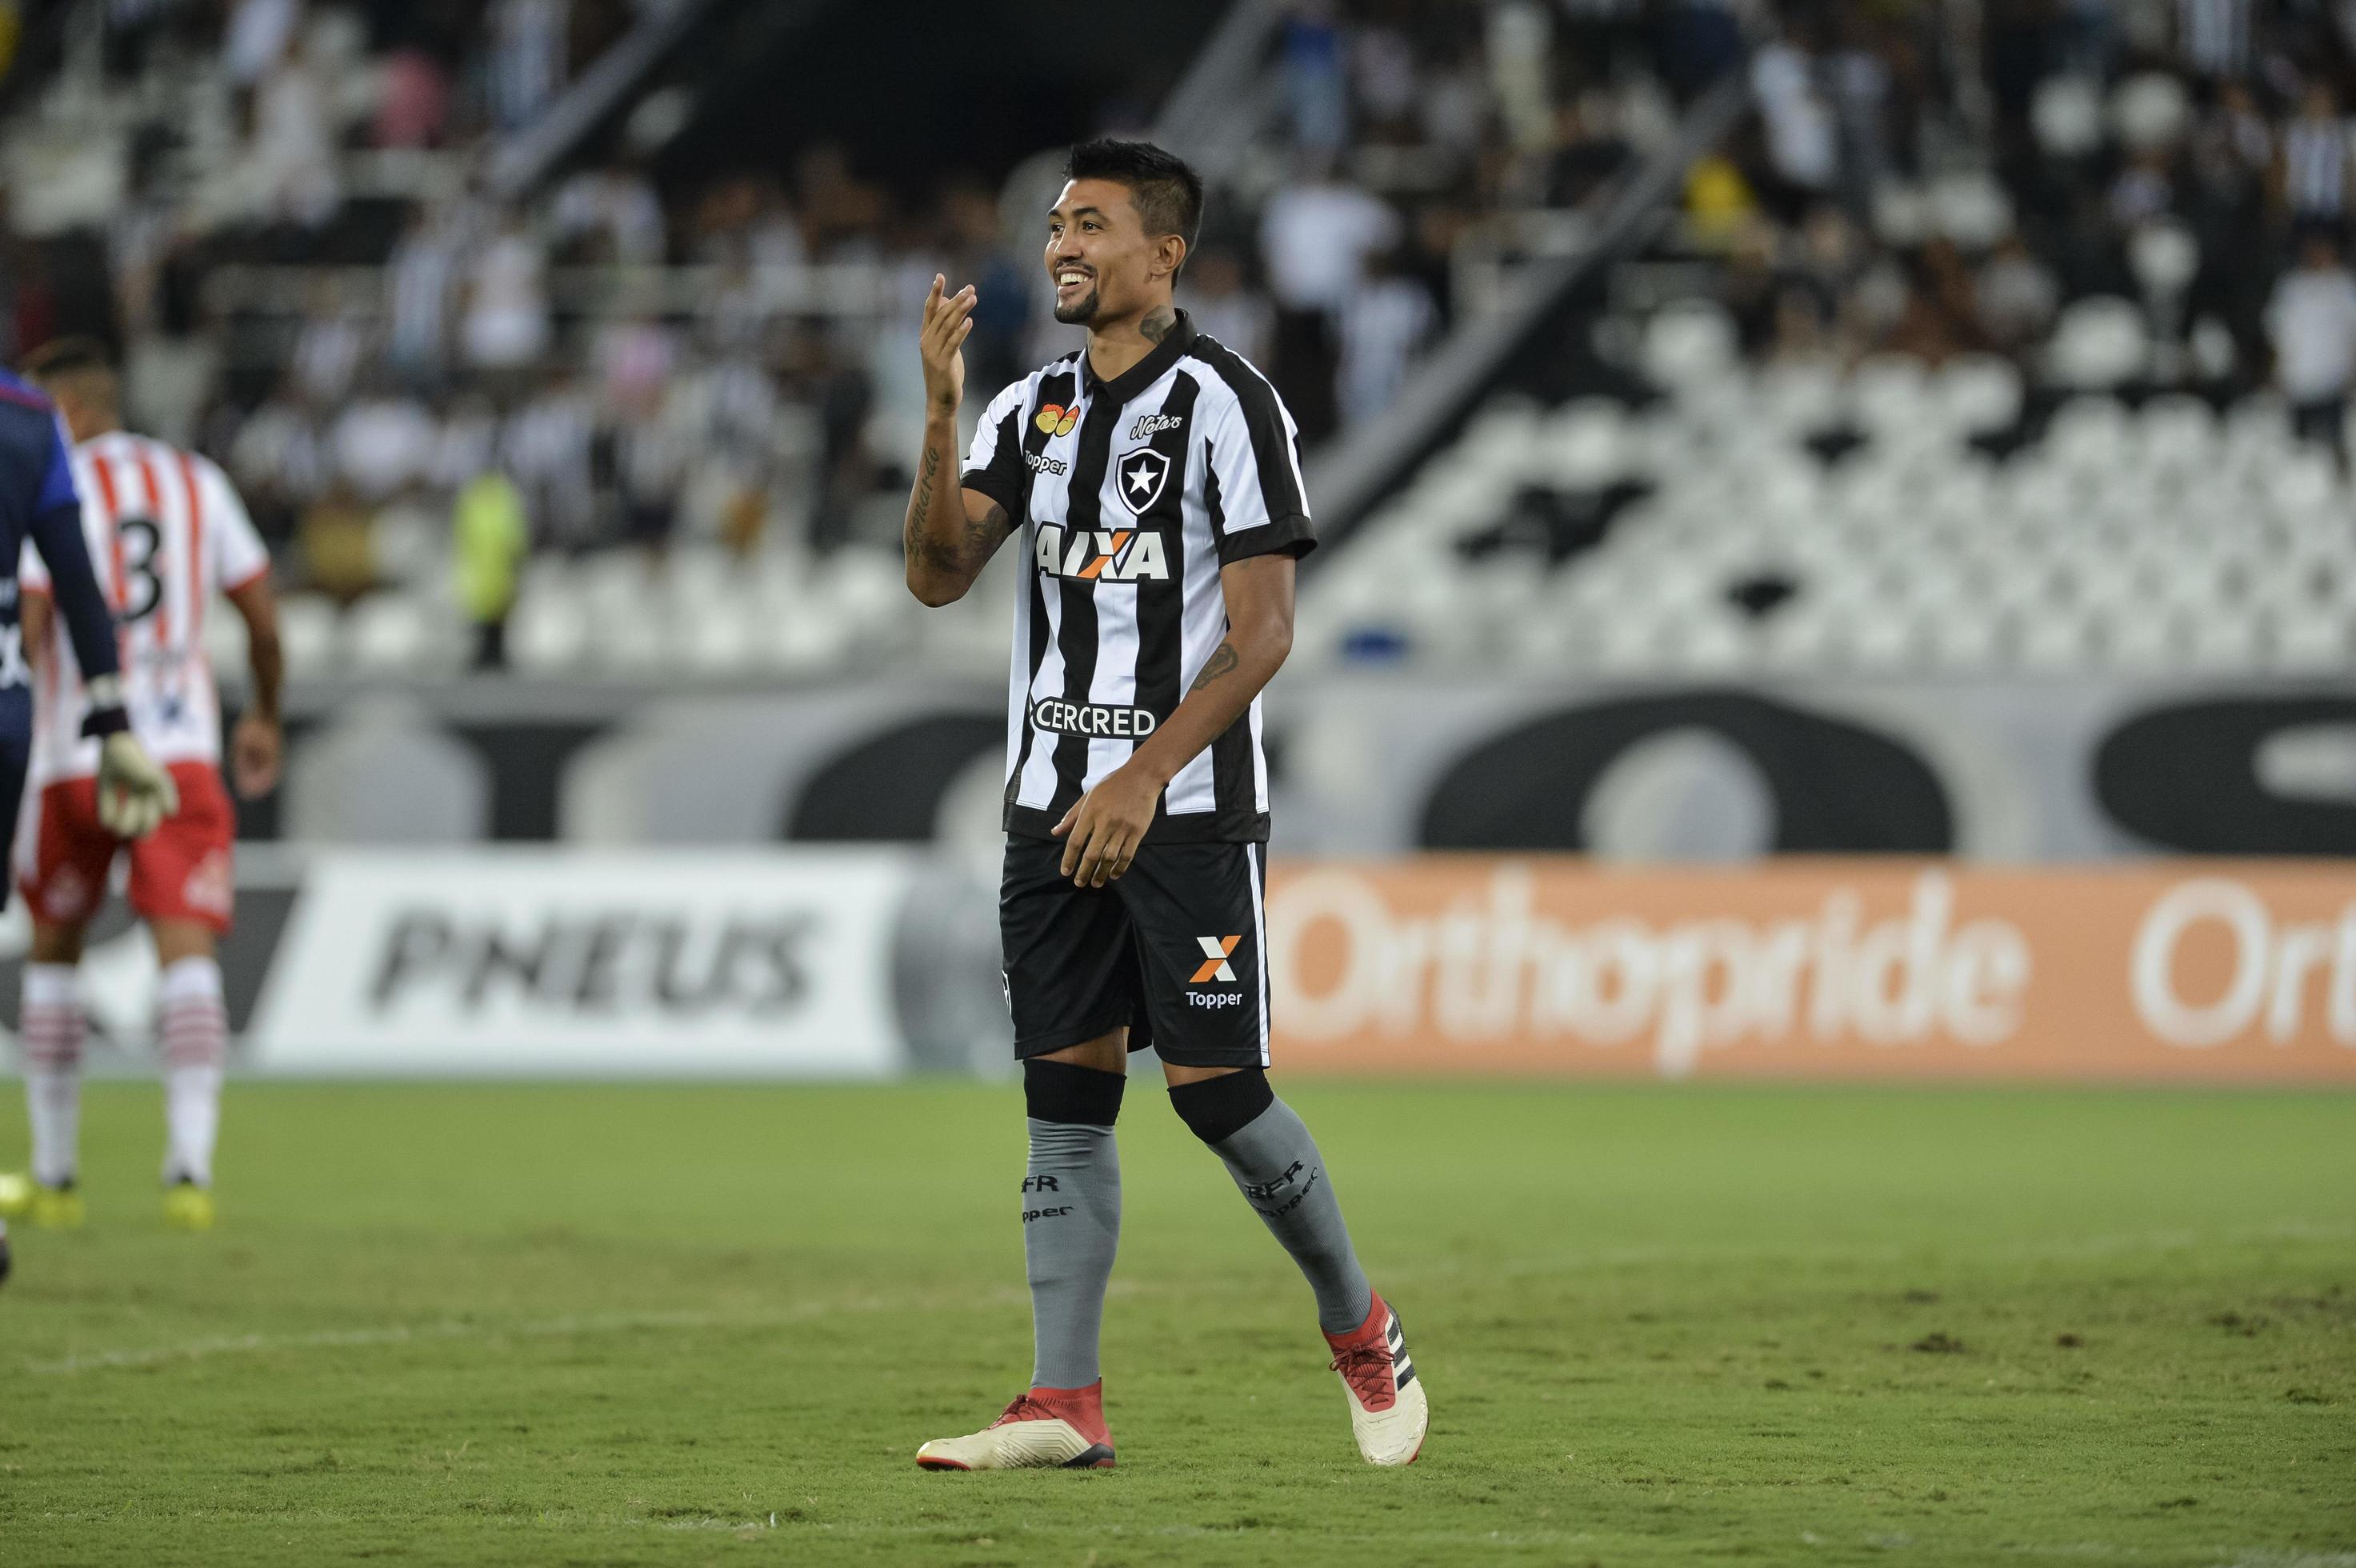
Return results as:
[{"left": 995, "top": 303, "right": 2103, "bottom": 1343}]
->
[
  {"left": 1201, "top": 370, "right": 1317, "bottom": 566},
  {"left": 198, "top": 456, "right": 272, "bottom": 590},
  {"left": 24, "top": 438, "right": 123, "bottom": 685},
  {"left": 959, "top": 378, "right": 1030, "bottom": 516}
]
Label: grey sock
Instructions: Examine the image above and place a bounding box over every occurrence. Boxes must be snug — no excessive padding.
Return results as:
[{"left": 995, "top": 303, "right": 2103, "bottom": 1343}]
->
[
  {"left": 1212, "top": 1098, "right": 1374, "bottom": 1334},
  {"left": 1023, "top": 1118, "right": 1121, "bottom": 1389}
]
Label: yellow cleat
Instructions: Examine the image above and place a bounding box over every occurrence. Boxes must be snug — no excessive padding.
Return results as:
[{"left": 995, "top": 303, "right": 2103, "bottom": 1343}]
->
[
  {"left": 162, "top": 1182, "right": 215, "bottom": 1232},
  {"left": 29, "top": 1183, "right": 85, "bottom": 1230},
  {"left": 0, "top": 1171, "right": 32, "bottom": 1218}
]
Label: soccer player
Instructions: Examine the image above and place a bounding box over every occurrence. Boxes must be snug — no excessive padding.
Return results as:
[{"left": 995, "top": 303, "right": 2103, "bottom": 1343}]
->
[
  {"left": 903, "top": 140, "right": 1427, "bottom": 1470},
  {"left": 3, "top": 338, "right": 282, "bottom": 1234},
  {"left": 0, "top": 349, "right": 178, "bottom": 1272}
]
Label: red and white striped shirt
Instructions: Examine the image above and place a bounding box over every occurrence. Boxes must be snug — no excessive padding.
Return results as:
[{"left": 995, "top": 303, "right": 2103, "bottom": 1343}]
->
[{"left": 18, "top": 430, "right": 270, "bottom": 787}]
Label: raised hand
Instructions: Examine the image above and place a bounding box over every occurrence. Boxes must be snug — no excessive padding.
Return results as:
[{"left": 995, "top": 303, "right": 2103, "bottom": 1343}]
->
[{"left": 919, "top": 274, "right": 976, "bottom": 416}]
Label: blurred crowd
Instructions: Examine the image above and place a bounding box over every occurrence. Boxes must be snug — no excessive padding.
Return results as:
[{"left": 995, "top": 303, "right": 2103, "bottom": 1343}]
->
[
  {"left": 1682, "top": 0, "right": 2356, "bottom": 472},
  {"left": 15, "top": 0, "right": 2356, "bottom": 657},
  {"left": 0, "top": 0, "right": 1714, "bottom": 638}
]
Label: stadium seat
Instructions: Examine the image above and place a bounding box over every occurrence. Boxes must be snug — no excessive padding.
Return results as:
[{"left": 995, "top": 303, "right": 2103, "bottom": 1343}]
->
[
  {"left": 2110, "top": 71, "right": 2190, "bottom": 152},
  {"left": 274, "top": 594, "right": 342, "bottom": 676},
  {"left": 1642, "top": 301, "right": 1739, "bottom": 391},
  {"left": 1927, "top": 170, "right": 2013, "bottom": 250},
  {"left": 346, "top": 594, "right": 448, "bottom": 676},
  {"left": 2046, "top": 300, "right": 2151, "bottom": 390},
  {"left": 1930, "top": 354, "right": 2024, "bottom": 435},
  {"left": 2031, "top": 74, "right": 2105, "bottom": 156},
  {"left": 510, "top": 585, "right": 592, "bottom": 674}
]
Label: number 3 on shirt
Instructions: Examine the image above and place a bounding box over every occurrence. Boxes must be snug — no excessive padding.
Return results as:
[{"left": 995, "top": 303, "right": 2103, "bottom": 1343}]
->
[{"left": 117, "top": 516, "right": 162, "bottom": 623}]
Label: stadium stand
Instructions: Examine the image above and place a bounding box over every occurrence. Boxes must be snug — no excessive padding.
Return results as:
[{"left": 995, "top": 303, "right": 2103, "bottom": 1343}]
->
[{"left": 2, "top": 0, "right": 2354, "bottom": 680}]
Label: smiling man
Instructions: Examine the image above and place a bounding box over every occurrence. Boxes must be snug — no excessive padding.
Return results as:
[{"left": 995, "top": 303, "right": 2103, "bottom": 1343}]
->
[{"left": 902, "top": 138, "right": 1426, "bottom": 1472}]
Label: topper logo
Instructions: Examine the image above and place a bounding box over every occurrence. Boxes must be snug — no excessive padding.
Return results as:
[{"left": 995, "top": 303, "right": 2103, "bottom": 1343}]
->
[{"left": 1192, "top": 935, "right": 1242, "bottom": 984}]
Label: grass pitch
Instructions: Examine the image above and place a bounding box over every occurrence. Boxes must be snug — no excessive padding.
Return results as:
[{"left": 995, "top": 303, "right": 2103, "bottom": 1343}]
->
[{"left": 2, "top": 1081, "right": 2350, "bottom": 1567}]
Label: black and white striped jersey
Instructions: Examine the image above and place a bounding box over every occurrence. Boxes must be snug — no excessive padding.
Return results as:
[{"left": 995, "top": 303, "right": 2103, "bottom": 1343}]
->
[{"left": 961, "top": 310, "right": 1316, "bottom": 844}]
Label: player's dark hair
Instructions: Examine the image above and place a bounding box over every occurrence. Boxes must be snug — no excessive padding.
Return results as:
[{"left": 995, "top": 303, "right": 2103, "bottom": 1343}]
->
[
  {"left": 18, "top": 335, "right": 115, "bottom": 382},
  {"left": 1065, "top": 138, "right": 1203, "bottom": 266}
]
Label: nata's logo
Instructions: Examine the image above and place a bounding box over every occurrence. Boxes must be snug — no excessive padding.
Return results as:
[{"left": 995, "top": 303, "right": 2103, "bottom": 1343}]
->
[
  {"left": 1034, "top": 402, "right": 1081, "bottom": 437},
  {"left": 1191, "top": 935, "right": 1242, "bottom": 984}
]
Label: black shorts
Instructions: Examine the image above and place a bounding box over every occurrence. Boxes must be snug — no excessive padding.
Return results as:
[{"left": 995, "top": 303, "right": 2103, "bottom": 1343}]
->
[{"left": 1000, "top": 836, "right": 1270, "bottom": 1069}]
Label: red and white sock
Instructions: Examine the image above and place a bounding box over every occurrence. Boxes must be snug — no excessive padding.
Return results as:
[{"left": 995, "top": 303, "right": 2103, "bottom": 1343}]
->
[
  {"left": 21, "top": 962, "right": 85, "bottom": 1187},
  {"left": 158, "top": 957, "right": 227, "bottom": 1188}
]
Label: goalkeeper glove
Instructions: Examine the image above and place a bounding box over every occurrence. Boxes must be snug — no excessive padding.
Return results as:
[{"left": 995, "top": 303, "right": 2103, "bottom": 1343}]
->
[{"left": 83, "top": 675, "right": 178, "bottom": 839}]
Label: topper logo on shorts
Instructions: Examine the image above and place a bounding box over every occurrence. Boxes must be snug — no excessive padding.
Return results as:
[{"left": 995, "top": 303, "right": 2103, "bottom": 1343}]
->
[
  {"left": 1033, "top": 522, "right": 1170, "bottom": 582},
  {"left": 1029, "top": 698, "right": 1158, "bottom": 738},
  {"left": 1191, "top": 935, "right": 1241, "bottom": 984}
]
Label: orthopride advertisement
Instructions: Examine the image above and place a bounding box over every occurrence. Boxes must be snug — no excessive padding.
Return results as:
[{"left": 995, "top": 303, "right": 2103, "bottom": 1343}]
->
[{"left": 1262, "top": 859, "right": 2356, "bottom": 1081}]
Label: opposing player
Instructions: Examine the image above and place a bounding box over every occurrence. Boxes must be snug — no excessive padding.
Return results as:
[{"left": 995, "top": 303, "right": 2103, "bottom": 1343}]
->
[
  {"left": 0, "top": 347, "right": 178, "bottom": 1278},
  {"left": 903, "top": 141, "right": 1426, "bottom": 1470},
  {"left": 4, "top": 338, "right": 282, "bottom": 1234}
]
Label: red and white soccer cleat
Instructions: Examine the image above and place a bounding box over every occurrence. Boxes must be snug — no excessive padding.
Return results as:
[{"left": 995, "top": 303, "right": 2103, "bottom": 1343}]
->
[
  {"left": 915, "top": 1382, "right": 1115, "bottom": 1471},
  {"left": 1325, "top": 1290, "right": 1428, "bottom": 1466}
]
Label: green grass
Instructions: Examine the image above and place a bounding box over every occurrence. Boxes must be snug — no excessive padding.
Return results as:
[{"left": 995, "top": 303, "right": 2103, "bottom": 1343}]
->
[{"left": 2, "top": 1082, "right": 2351, "bottom": 1567}]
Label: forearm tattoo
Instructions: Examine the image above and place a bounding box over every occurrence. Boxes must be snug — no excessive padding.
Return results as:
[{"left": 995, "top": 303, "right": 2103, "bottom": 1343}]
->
[
  {"left": 1189, "top": 640, "right": 1240, "bottom": 693},
  {"left": 906, "top": 444, "right": 1008, "bottom": 575}
]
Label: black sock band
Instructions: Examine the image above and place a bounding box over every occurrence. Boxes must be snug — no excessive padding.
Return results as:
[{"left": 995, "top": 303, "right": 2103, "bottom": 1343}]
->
[
  {"left": 1167, "top": 1069, "right": 1276, "bottom": 1146},
  {"left": 1025, "top": 1058, "right": 1128, "bottom": 1126}
]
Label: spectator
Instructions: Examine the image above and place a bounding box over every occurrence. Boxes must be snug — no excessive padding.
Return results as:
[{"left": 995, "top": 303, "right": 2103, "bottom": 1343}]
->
[
  {"left": 2177, "top": 0, "right": 2254, "bottom": 83},
  {"left": 503, "top": 370, "right": 597, "bottom": 549},
  {"left": 550, "top": 160, "right": 667, "bottom": 266},
  {"left": 2278, "top": 82, "right": 2354, "bottom": 232},
  {"left": 459, "top": 210, "right": 551, "bottom": 377},
  {"left": 452, "top": 469, "right": 529, "bottom": 669},
  {"left": 1280, "top": 0, "right": 1350, "bottom": 157},
  {"left": 372, "top": 45, "right": 450, "bottom": 148},
  {"left": 1338, "top": 246, "right": 1435, "bottom": 428},
  {"left": 489, "top": 0, "right": 566, "bottom": 130},
  {"left": 332, "top": 382, "right": 438, "bottom": 502},
  {"left": 290, "top": 284, "right": 362, "bottom": 405},
  {"left": 1977, "top": 234, "right": 2062, "bottom": 352},
  {"left": 250, "top": 29, "right": 339, "bottom": 227},
  {"left": 223, "top": 0, "right": 299, "bottom": 91},
  {"left": 299, "top": 478, "right": 377, "bottom": 606},
  {"left": 2266, "top": 232, "right": 2356, "bottom": 478},
  {"left": 1180, "top": 247, "right": 1274, "bottom": 367},
  {"left": 385, "top": 202, "right": 463, "bottom": 389},
  {"left": 1260, "top": 154, "right": 1401, "bottom": 441},
  {"left": 1750, "top": 31, "right": 1837, "bottom": 222}
]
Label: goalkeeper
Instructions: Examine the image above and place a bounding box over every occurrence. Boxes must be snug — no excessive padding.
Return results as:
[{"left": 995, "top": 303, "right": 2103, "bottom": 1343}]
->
[{"left": 0, "top": 363, "right": 174, "bottom": 1288}]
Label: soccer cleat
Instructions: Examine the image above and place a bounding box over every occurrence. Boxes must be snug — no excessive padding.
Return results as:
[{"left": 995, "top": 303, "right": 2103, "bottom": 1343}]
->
[
  {"left": 0, "top": 1171, "right": 31, "bottom": 1218},
  {"left": 915, "top": 1382, "right": 1114, "bottom": 1470},
  {"left": 162, "top": 1180, "right": 215, "bottom": 1232},
  {"left": 26, "top": 1181, "right": 84, "bottom": 1231},
  {"left": 1325, "top": 1290, "right": 1429, "bottom": 1467}
]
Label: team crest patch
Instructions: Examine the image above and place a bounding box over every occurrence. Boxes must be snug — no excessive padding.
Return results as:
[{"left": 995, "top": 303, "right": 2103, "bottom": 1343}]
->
[{"left": 1114, "top": 447, "right": 1170, "bottom": 514}]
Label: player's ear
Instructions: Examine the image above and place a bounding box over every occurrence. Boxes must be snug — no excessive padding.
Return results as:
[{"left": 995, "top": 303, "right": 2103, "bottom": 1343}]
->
[{"left": 1154, "top": 234, "right": 1187, "bottom": 282}]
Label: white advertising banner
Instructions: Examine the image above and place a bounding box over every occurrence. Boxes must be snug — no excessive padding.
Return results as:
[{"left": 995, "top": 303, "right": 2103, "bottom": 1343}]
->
[{"left": 242, "top": 850, "right": 915, "bottom": 1077}]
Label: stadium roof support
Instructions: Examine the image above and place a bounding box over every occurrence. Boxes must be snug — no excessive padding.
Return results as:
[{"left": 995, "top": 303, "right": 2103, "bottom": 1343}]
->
[
  {"left": 1303, "top": 71, "right": 1755, "bottom": 549},
  {"left": 484, "top": 0, "right": 739, "bottom": 202},
  {"left": 1150, "top": 0, "right": 1286, "bottom": 178}
]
